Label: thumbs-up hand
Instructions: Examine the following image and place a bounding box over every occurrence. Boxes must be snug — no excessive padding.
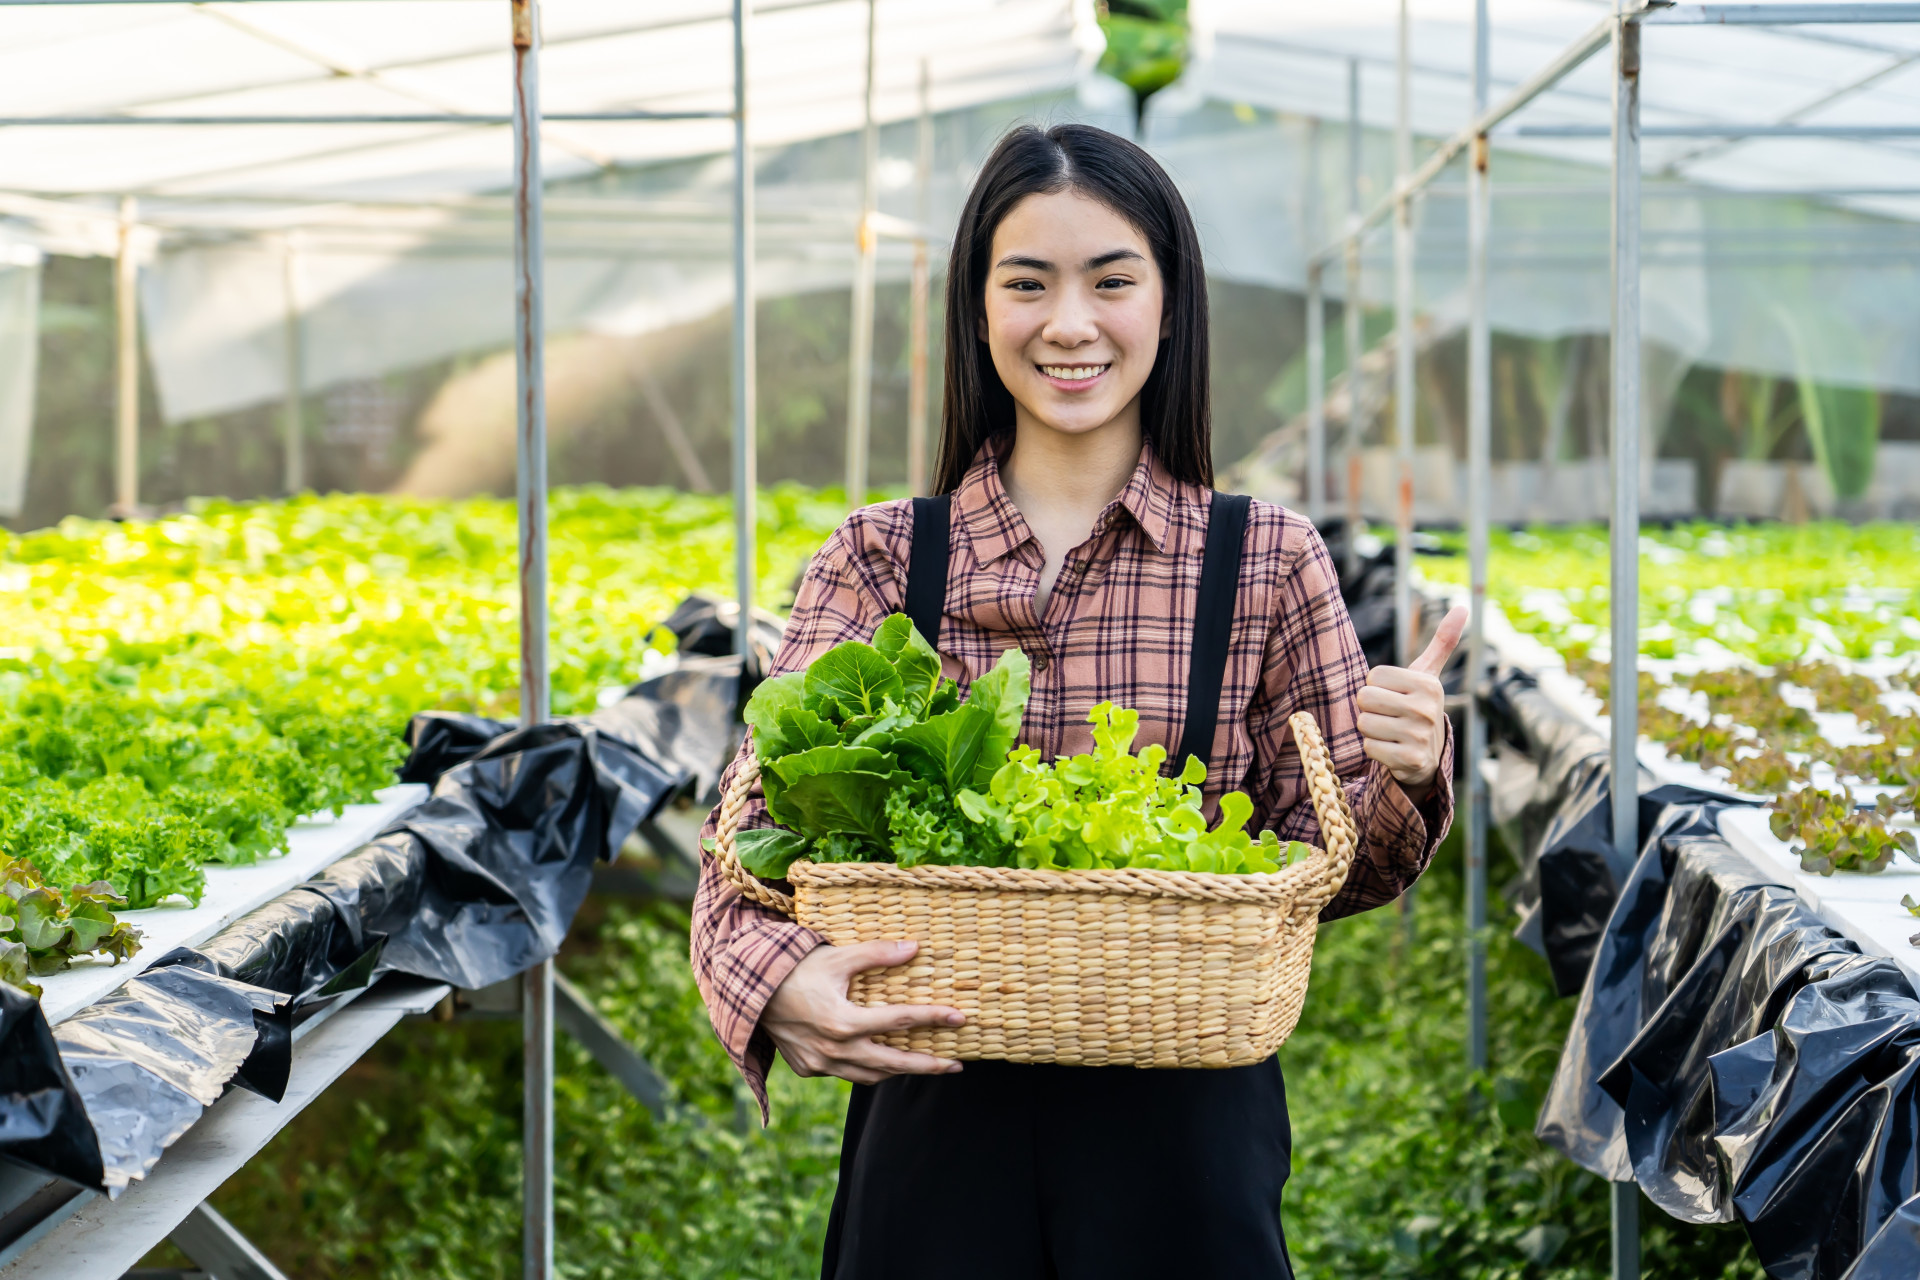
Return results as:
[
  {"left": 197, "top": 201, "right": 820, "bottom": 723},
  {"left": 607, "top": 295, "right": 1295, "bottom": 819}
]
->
[{"left": 1357, "top": 604, "right": 1466, "bottom": 804}]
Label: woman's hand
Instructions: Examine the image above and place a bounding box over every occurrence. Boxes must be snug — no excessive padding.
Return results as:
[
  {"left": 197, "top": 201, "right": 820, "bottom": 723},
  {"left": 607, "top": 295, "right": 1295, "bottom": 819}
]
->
[
  {"left": 762, "top": 940, "right": 966, "bottom": 1085},
  {"left": 1357, "top": 604, "right": 1467, "bottom": 805}
]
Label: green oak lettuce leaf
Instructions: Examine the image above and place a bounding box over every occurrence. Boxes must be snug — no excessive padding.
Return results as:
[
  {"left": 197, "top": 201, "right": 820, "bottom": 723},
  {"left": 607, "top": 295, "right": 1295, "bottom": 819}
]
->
[
  {"left": 762, "top": 744, "right": 907, "bottom": 852},
  {"left": 772, "top": 706, "right": 840, "bottom": 754},
  {"left": 732, "top": 828, "right": 812, "bottom": 879},
  {"left": 804, "top": 642, "right": 904, "bottom": 720},
  {"left": 871, "top": 613, "right": 943, "bottom": 712},
  {"left": 891, "top": 704, "right": 993, "bottom": 794},
  {"left": 964, "top": 648, "right": 1032, "bottom": 787},
  {"left": 743, "top": 671, "right": 807, "bottom": 761}
]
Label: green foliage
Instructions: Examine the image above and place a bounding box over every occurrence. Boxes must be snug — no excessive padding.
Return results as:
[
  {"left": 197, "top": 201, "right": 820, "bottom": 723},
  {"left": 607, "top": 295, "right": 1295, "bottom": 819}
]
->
[
  {"left": 174, "top": 901, "right": 847, "bottom": 1279},
  {"left": 1282, "top": 833, "right": 1766, "bottom": 1280},
  {"left": 1770, "top": 786, "right": 1917, "bottom": 876},
  {"left": 0, "top": 855, "right": 138, "bottom": 997},
  {"left": 744, "top": 621, "right": 1307, "bottom": 875}
]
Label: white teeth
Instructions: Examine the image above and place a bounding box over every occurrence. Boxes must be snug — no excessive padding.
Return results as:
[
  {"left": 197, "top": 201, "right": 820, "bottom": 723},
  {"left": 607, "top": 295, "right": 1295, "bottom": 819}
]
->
[{"left": 1040, "top": 364, "right": 1109, "bottom": 381}]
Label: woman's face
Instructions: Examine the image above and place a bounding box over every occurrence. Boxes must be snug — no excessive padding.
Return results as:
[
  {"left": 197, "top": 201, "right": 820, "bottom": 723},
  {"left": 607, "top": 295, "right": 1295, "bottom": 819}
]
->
[{"left": 981, "top": 189, "right": 1166, "bottom": 440}]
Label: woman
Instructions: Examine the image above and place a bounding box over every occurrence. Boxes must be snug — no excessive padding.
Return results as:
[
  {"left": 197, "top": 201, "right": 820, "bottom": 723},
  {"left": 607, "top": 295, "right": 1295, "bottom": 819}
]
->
[{"left": 693, "top": 123, "right": 1460, "bottom": 1279}]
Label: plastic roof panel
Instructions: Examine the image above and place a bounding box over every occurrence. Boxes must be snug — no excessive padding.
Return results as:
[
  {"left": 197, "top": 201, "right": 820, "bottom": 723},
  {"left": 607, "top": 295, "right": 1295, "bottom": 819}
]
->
[{"left": 0, "top": 0, "right": 1097, "bottom": 199}]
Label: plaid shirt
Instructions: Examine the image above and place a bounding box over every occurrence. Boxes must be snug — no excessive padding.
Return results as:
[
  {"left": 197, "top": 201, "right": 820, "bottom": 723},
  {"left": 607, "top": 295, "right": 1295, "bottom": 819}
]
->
[{"left": 694, "top": 439, "right": 1453, "bottom": 1118}]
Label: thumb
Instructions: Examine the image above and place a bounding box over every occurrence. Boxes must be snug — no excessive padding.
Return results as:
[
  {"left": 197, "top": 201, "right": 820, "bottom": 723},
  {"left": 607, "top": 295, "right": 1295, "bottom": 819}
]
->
[
  {"left": 1410, "top": 604, "right": 1469, "bottom": 676},
  {"left": 828, "top": 938, "right": 919, "bottom": 975}
]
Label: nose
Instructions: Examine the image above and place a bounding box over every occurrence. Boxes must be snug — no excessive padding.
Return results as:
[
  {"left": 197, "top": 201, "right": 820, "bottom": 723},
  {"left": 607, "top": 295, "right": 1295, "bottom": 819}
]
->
[{"left": 1039, "top": 280, "right": 1100, "bottom": 350}]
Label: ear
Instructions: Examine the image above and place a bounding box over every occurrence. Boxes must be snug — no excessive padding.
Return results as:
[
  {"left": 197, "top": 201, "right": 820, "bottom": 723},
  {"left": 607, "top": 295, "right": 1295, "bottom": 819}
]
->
[
  {"left": 976, "top": 310, "right": 989, "bottom": 343},
  {"left": 1160, "top": 305, "right": 1172, "bottom": 341}
]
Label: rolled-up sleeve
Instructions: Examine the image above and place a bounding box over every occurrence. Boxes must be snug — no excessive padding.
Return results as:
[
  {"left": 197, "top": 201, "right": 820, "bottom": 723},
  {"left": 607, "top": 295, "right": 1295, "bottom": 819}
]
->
[
  {"left": 1242, "top": 524, "right": 1454, "bottom": 921},
  {"left": 690, "top": 505, "right": 908, "bottom": 1121}
]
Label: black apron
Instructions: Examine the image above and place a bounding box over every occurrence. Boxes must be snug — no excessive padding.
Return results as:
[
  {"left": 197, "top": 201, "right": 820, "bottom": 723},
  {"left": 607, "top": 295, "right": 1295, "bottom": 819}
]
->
[{"left": 821, "top": 491, "right": 1295, "bottom": 1280}]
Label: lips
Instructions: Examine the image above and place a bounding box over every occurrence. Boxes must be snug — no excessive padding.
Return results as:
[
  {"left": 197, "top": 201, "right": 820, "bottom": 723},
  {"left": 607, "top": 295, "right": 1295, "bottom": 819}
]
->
[{"left": 1037, "top": 362, "right": 1111, "bottom": 387}]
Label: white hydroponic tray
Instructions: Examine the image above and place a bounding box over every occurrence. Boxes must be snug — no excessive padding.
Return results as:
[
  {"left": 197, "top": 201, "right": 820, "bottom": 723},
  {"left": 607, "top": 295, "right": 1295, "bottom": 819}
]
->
[
  {"left": 35, "top": 784, "right": 427, "bottom": 1028},
  {"left": 1450, "top": 589, "right": 1920, "bottom": 988}
]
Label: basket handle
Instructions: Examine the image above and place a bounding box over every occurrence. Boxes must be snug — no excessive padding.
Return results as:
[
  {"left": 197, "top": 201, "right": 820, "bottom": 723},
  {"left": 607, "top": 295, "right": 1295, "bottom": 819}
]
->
[
  {"left": 710, "top": 752, "right": 798, "bottom": 917},
  {"left": 1288, "top": 711, "right": 1359, "bottom": 915}
]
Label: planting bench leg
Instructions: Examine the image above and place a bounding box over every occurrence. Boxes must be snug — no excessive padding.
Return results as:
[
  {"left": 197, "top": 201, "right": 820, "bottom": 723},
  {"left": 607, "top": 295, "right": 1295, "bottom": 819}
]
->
[
  {"left": 167, "top": 1203, "right": 285, "bottom": 1280},
  {"left": 552, "top": 974, "right": 669, "bottom": 1119}
]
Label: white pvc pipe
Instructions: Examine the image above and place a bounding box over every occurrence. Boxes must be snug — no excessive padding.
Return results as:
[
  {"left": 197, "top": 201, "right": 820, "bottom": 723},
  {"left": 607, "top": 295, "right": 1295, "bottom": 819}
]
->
[
  {"left": 1464, "top": 0, "right": 1491, "bottom": 1079},
  {"left": 843, "top": 0, "right": 878, "bottom": 511},
  {"left": 732, "top": 0, "right": 757, "bottom": 663},
  {"left": 1392, "top": 0, "right": 1415, "bottom": 667},
  {"left": 113, "top": 195, "right": 138, "bottom": 518}
]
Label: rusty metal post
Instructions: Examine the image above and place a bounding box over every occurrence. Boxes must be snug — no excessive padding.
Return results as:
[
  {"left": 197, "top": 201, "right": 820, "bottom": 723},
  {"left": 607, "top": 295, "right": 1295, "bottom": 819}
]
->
[
  {"left": 509, "top": 0, "right": 553, "bottom": 1276},
  {"left": 906, "top": 58, "right": 932, "bottom": 497},
  {"left": 844, "top": 0, "right": 879, "bottom": 510},
  {"left": 1609, "top": 9, "right": 1643, "bottom": 1274},
  {"left": 732, "top": 0, "right": 757, "bottom": 662},
  {"left": 1392, "top": 0, "right": 1415, "bottom": 669},
  {"left": 281, "top": 234, "right": 305, "bottom": 496},
  {"left": 113, "top": 196, "right": 139, "bottom": 518},
  {"left": 1343, "top": 58, "right": 1364, "bottom": 581},
  {"left": 1464, "top": 0, "right": 1491, "bottom": 1082}
]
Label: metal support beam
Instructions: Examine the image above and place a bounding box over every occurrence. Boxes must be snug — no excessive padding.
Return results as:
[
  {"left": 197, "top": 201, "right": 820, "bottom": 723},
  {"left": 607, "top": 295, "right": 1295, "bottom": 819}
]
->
[
  {"left": 732, "top": 0, "right": 757, "bottom": 664},
  {"left": 510, "top": 1, "right": 553, "bottom": 1276},
  {"left": 1303, "top": 114, "right": 1325, "bottom": 525},
  {"left": 1342, "top": 57, "right": 1365, "bottom": 581},
  {"left": 112, "top": 195, "right": 138, "bottom": 519},
  {"left": 552, "top": 972, "right": 669, "bottom": 1117},
  {"left": 1393, "top": 0, "right": 1415, "bottom": 668},
  {"left": 280, "top": 235, "right": 304, "bottom": 496},
  {"left": 1520, "top": 122, "right": 1920, "bottom": 137},
  {"left": 906, "top": 58, "right": 932, "bottom": 497},
  {"left": 169, "top": 1203, "right": 288, "bottom": 1280},
  {"left": 1609, "top": 9, "right": 1643, "bottom": 1276},
  {"left": 843, "top": 0, "right": 879, "bottom": 512},
  {"left": 1464, "top": 0, "right": 1491, "bottom": 1083},
  {"left": 0, "top": 110, "right": 735, "bottom": 125},
  {"left": 1305, "top": 262, "right": 1326, "bottom": 525},
  {"left": 1312, "top": 12, "right": 1616, "bottom": 267},
  {"left": 1647, "top": 3, "right": 1920, "bottom": 23}
]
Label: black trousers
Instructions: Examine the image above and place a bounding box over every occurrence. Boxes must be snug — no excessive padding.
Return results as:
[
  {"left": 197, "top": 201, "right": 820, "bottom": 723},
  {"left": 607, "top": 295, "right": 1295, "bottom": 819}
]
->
[{"left": 821, "top": 1057, "right": 1295, "bottom": 1280}]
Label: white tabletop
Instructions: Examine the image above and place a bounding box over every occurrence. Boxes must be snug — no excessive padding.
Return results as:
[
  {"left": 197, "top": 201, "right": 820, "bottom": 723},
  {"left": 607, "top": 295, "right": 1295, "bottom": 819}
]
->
[{"left": 36, "top": 785, "right": 427, "bottom": 1028}]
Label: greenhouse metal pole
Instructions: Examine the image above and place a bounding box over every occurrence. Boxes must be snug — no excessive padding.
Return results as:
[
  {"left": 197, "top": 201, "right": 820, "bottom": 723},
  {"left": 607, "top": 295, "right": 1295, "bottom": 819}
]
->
[
  {"left": 1304, "top": 115, "right": 1325, "bottom": 525},
  {"left": 844, "top": 0, "right": 879, "bottom": 512},
  {"left": 281, "top": 235, "right": 305, "bottom": 496},
  {"left": 1392, "top": 0, "right": 1415, "bottom": 668},
  {"left": 906, "top": 58, "right": 931, "bottom": 497},
  {"left": 1343, "top": 57, "right": 1364, "bottom": 581},
  {"left": 732, "top": 0, "right": 757, "bottom": 662},
  {"left": 113, "top": 195, "right": 138, "bottom": 518},
  {"left": 509, "top": 1, "right": 553, "bottom": 1277},
  {"left": 1464, "top": 0, "right": 1490, "bottom": 1080},
  {"left": 1306, "top": 261, "right": 1326, "bottom": 526},
  {"left": 1608, "top": 7, "right": 1642, "bottom": 1279}
]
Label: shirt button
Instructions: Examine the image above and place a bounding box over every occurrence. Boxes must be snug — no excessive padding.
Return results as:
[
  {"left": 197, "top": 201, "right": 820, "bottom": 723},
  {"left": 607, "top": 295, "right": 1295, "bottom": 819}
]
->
[{"left": 1032, "top": 653, "right": 1051, "bottom": 674}]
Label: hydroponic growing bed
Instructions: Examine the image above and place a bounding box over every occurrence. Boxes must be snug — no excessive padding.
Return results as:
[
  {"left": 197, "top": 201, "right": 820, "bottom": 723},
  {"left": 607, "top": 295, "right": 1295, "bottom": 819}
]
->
[
  {"left": 1422, "top": 521, "right": 1920, "bottom": 972},
  {"left": 0, "top": 487, "right": 845, "bottom": 1003}
]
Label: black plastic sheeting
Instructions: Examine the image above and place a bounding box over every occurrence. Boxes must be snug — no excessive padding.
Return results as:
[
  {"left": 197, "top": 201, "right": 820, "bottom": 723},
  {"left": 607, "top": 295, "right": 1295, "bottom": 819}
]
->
[
  {"left": 1536, "top": 796, "right": 1920, "bottom": 1280},
  {"left": 0, "top": 648, "right": 743, "bottom": 1195}
]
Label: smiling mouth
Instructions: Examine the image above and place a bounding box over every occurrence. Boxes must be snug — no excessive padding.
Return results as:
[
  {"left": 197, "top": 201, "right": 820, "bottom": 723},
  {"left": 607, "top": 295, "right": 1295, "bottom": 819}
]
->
[{"left": 1038, "top": 363, "right": 1110, "bottom": 383}]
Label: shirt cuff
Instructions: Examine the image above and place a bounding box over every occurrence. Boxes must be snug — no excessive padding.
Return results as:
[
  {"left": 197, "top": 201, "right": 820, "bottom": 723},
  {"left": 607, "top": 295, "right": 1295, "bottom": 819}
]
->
[{"left": 716, "top": 918, "right": 823, "bottom": 1124}]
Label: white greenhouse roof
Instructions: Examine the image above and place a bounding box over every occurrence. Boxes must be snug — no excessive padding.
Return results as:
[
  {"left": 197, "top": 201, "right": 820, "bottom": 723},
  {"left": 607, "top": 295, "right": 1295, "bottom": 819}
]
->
[
  {"left": 0, "top": 0, "right": 1101, "bottom": 205},
  {"left": 1185, "top": 0, "right": 1920, "bottom": 225}
]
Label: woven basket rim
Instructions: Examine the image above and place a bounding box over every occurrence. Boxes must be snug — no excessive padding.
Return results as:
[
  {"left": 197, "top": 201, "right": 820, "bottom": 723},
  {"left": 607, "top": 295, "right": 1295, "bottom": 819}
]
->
[{"left": 784, "top": 847, "right": 1335, "bottom": 903}]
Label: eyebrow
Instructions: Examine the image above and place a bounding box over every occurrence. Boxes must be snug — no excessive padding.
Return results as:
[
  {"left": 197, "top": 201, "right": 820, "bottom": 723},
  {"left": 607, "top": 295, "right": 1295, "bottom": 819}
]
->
[{"left": 993, "top": 248, "right": 1148, "bottom": 272}]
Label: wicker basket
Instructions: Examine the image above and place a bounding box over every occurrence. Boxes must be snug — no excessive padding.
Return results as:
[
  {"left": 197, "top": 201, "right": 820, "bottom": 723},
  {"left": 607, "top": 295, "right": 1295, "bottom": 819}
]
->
[{"left": 712, "top": 711, "right": 1357, "bottom": 1068}]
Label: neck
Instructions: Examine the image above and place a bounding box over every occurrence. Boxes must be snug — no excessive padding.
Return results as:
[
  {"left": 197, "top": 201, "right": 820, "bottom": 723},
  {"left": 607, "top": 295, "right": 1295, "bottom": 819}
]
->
[{"left": 1001, "top": 408, "right": 1144, "bottom": 524}]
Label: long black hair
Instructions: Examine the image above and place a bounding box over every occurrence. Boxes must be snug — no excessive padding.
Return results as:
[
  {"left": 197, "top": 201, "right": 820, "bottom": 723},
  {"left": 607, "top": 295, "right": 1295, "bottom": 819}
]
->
[{"left": 931, "top": 123, "right": 1212, "bottom": 495}]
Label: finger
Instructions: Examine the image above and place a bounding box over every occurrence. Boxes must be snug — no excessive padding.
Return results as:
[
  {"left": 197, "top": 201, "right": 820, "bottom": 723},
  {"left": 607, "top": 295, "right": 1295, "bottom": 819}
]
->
[
  {"left": 838, "top": 1002, "right": 967, "bottom": 1037},
  {"left": 1409, "top": 604, "right": 1468, "bottom": 676},
  {"left": 1357, "top": 711, "right": 1416, "bottom": 744},
  {"left": 824, "top": 938, "right": 920, "bottom": 976},
  {"left": 1366, "top": 665, "right": 1439, "bottom": 697},
  {"left": 837, "top": 1039, "right": 964, "bottom": 1077},
  {"left": 1357, "top": 684, "right": 1416, "bottom": 716},
  {"left": 1362, "top": 737, "right": 1422, "bottom": 778}
]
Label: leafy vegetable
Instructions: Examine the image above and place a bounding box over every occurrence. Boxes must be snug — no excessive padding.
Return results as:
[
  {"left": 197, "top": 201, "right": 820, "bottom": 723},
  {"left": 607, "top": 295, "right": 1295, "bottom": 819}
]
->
[
  {"left": 0, "top": 855, "right": 140, "bottom": 998},
  {"left": 742, "top": 618, "right": 1311, "bottom": 876}
]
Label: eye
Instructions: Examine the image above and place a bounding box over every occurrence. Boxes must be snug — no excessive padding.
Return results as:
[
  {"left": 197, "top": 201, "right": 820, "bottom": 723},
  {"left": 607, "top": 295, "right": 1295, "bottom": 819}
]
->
[
  {"left": 1096, "top": 275, "right": 1135, "bottom": 290},
  {"left": 1003, "top": 278, "right": 1044, "bottom": 293}
]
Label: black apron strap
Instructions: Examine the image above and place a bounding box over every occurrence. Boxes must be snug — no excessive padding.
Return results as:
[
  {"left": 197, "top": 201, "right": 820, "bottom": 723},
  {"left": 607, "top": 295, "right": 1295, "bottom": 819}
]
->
[
  {"left": 1175, "top": 490, "right": 1252, "bottom": 779},
  {"left": 905, "top": 495, "right": 952, "bottom": 648}
]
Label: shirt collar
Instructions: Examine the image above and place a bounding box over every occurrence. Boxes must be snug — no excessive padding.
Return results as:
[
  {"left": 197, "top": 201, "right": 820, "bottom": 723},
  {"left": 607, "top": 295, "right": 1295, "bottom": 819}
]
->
[{"left": 953, "top": 435, "right": 1174, "bottom": 566}]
